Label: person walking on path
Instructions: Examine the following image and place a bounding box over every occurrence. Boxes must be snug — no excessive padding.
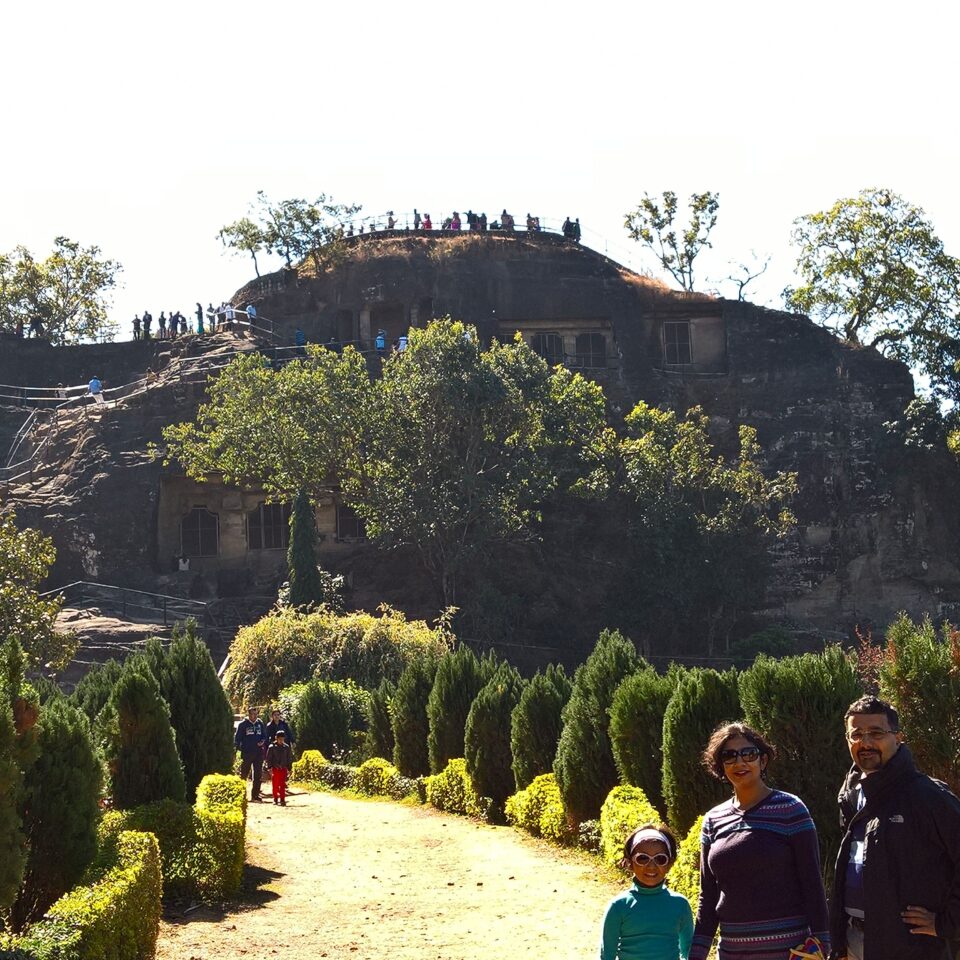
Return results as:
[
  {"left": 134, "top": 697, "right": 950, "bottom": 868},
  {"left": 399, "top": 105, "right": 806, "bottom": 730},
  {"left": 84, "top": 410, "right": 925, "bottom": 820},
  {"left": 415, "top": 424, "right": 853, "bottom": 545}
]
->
[
  {"left": 690, "top": 722, "right": 830, "bottom": 960},
  {"left": 87, "top": 375, "right": 104, "bottom": 406},
  {"left": 598, "top": 823, "right": 693, "bottom": 959},
  {"left": 266, "top": 709, "right": 296, "bottom": 752},
  {"left": 265, "top": 729, "right": 293, "bottom": 806},
  {"left": 235, "top": 706, "right": 267, "bottom": 802},
  {"left": 830, "top": 696, "right": 960, "bottom": 960}
]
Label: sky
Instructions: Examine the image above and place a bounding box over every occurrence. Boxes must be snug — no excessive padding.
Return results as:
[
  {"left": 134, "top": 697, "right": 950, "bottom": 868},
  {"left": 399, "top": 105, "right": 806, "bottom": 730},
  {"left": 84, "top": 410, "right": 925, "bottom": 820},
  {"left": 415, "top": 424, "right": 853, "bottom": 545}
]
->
[{"left": 3, "top": 0, "right": 960, "bottom": 337}]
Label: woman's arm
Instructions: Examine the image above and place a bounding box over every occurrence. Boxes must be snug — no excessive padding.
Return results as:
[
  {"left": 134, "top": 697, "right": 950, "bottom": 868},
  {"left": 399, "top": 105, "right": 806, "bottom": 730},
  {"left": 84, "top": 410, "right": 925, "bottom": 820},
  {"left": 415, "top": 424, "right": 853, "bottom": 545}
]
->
[
  {"left": 689, "top": 829, "right": 719, "bottom": 960},
  {"left": 791, "top": 807, "right": 831, "bottom": 951}
]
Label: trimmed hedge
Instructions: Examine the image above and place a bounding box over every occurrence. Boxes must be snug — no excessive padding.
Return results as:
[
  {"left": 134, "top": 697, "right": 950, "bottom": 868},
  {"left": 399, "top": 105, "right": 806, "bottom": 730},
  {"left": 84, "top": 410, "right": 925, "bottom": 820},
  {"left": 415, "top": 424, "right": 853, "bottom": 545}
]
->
[
  {"left": 424, "top": 758, "right": 491, "bottom": 821},
  {"left": 598, "top": 785, "right": 661, "bottom": 867},
  {"left": 356, "top": 757, "right": 401, "bottom": 795},
  {"left": 504, "top": 773, "right": 571, "bottom": 843},
  {"left": 10, "top": 830, "right": 161, "bottom": 960},
  {"left": 669, "top": 815, "right": 703, "bottom": 907},
  {"left": 290, "top": 749, "right": 328, "bottom": 782},
  {"left": 315, "top": 763, "right": 357, "bottom": 791}
]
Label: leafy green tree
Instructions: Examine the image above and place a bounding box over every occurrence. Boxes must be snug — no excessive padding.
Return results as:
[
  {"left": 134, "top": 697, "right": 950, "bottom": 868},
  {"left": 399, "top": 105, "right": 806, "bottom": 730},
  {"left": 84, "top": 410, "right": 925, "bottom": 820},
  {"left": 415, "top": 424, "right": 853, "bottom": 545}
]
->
[
  {"left": 585, "top": 404, "right": 796, "bottom": 656},
  {"left": 69, "top": 658, "right": 123, "bottom": 722},
  {"left": 391, "top": 653, "right": 438, "bottom": 777},
  {"left": 219, "top": 216, "right": 266, "bottom": 277},
  {"left": 0, "top": 513, "right": 74, "bottom": 670},
  {"left": 661, "top": 668, "right": 740, "bottom": 835},
  {"left": 0, "top": 691, "right": 24, "bottom": 910},
  {"left": 464, "top": 661, "right": 525, "bottom": 810},
  {"left": 364, "top": 677, "right": 396, "bottom": 761},
  {"left": 293, "top": 680, "right": 352, "bottom": 757},
  {"left": 624, "top": 191, "right": 719, "bottom": 291},
  {"left": 287, "top": 489, "right": 324, "bottom": 608},
  {"left": 553, "top": 629, "right": 639, "bottom": 824},
  {"left": 739, "top": 647, "right": 861, "bottom": 864},
  {"left": 609, "top": 663, "right": 682, "bottom": 813},
  {"left": 785, "top": 188, "right": 960, "bottom": 401},
  {"left": 102, "top": 660, "right": 185, "bottom": 809},
  {"left": 12, "top": 699, "right": 101, "bottom": 928},
  {"left": 879, "top": 613, "right": 960, "bottom": 794},
  {"left": 510, "top": 663, "right": 571, "bottom": 790},
  {"left": 159, "top": 622, "right": 235, "bottom": 799},
  {"left": 0, "top": 237, "right": 121, "bottom": 344}
]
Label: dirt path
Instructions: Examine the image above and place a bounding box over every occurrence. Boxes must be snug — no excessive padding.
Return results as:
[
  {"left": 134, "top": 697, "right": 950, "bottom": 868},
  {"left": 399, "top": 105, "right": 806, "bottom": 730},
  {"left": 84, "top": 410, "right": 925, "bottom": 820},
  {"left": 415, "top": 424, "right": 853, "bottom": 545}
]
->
[{"left": 157, "top": 787, "right": 622, "bottom": 960}]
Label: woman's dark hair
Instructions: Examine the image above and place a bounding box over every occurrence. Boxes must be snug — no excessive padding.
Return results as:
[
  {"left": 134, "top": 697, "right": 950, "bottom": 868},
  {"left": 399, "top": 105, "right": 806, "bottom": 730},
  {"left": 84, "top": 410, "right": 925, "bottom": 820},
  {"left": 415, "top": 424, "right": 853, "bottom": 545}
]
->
[
  {"left": 620, "top": 822, "right": 678, "bottom": 869},
  {"left": 702, "top": 722, "right": 776, "bottom": 781}
]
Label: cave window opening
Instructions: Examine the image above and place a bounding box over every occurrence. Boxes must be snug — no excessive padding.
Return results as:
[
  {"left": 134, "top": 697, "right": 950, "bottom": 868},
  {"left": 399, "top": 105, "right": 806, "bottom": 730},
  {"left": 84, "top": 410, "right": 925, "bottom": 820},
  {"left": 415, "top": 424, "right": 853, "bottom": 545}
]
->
[
  {"left": 663, "top": 321, "right": 692, "bottom": 365},
  {"left": 181, "top": 507, "right": 220, "bottom": 558},
  {"left": 574, "top": 333, "right": 606, "bottom": 368},
  {"left": 531, "top": 332, "right": 565, "bottom": 366},
  {"left": 336, "top": 504, "right": 367, "bottom": 541},
  {"left": 248, "top": 501, "right": 291, "bottom": 550}
]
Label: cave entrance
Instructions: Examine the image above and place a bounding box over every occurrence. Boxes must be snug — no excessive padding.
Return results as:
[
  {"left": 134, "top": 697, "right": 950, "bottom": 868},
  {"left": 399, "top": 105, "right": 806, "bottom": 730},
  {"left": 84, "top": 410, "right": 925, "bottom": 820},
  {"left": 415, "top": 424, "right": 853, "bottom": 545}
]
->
[
  {"left": 370, "top": 303, "right": 407, "bottom": 346},
  {"left": 336, "top": 309, "right": 356, "bottom": 347}
]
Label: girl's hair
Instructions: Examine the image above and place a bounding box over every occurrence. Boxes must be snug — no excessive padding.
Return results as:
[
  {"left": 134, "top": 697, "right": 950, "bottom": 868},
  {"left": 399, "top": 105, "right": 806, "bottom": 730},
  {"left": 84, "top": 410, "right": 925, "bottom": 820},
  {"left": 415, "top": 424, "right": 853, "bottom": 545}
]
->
[
  {"left": 620, "top": 822, "right": 678, "bottom": 869},
  {"left": 702, "top": 721, "right": 776, "bottom": 781}
]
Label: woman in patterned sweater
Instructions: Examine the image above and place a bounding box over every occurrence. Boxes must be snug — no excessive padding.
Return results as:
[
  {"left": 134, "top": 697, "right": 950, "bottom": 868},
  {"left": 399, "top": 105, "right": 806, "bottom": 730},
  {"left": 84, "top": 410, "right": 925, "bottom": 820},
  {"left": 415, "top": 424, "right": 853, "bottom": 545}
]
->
[{"left": 690, "top": 723, "right": 829, "bottom": 960}]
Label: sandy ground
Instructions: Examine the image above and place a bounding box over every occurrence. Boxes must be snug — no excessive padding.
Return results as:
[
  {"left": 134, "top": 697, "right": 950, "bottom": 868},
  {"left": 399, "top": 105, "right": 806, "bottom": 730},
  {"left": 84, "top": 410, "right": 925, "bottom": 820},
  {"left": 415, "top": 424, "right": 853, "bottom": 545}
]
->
[{"left": 157, "top": 786, "right": 622, "bottom": 960}]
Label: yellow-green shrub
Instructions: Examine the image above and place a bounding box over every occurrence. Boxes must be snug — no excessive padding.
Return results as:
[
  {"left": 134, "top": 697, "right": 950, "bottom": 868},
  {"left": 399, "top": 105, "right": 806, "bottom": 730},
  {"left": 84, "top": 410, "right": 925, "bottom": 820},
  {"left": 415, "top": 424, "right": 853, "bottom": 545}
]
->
[
  {"left": 424, "top": 758, "right": 491, "bottom": 820},
  {"left": 599, "top": 785, "right": 661, "bottom": 867},
  {"left": 505, "top": 773, "right": 560, "bottom": 836},
  {"left": 12, "top": 830, "right": 161, "bottom": 960},
  {"left": 356, "top": 757, "right": 400, "bottom": 795},
  {"left": 669, "top": 815, "right": 703, "bottom": 905},
  {"left": 291, "top": 749, "right": 328, "bottom": 781}
]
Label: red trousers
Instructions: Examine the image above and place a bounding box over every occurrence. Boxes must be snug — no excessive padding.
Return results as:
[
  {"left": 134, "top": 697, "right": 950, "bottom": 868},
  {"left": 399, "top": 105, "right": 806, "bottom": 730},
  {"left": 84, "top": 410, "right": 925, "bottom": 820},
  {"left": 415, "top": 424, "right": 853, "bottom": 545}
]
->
[{"left": 271, "top": 767, "right": 288, "bottom": 802}]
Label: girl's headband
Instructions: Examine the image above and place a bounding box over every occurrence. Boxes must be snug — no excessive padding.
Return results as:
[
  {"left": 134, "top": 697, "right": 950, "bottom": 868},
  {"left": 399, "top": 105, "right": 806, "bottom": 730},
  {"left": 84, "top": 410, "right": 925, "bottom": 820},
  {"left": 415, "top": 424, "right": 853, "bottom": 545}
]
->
[{"left": 628, "top": 828, "right": 673, "bottom": 856}]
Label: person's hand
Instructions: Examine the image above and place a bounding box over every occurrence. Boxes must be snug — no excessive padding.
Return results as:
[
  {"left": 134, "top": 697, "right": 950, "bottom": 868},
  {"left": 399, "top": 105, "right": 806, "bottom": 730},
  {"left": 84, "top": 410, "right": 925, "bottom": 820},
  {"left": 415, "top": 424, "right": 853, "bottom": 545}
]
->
[{"left": 902, "top": 905, "right": 938, "bottom": 935}]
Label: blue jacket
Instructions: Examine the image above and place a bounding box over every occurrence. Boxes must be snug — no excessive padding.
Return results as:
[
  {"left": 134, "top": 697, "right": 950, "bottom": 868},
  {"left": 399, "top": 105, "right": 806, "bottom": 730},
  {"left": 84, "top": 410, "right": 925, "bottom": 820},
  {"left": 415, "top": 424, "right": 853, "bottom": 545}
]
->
[{"left": 235, "top": 717, "right": 266, "bottom": 758}]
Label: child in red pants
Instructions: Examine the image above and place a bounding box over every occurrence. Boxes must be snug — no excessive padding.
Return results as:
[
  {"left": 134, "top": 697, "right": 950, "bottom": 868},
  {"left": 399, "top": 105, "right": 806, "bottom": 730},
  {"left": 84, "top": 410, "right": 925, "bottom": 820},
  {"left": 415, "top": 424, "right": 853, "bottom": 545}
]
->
[{"left": 265, "top": 729, "right": 293, "bottom": 805}]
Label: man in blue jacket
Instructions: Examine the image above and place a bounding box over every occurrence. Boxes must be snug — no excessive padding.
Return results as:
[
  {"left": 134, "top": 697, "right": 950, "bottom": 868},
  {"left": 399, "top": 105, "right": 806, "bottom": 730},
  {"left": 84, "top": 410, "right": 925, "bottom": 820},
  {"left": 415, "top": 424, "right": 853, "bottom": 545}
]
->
[{"left": 235, "top": 706, "right": 266, "bottom": 802}]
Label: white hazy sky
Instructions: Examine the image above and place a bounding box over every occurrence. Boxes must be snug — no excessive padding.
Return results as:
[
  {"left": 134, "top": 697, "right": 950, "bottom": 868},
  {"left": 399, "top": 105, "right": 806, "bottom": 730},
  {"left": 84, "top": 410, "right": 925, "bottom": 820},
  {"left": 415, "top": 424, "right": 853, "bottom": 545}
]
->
[{"left": 3, "top": 0, "right": 959, "bottom": 336}]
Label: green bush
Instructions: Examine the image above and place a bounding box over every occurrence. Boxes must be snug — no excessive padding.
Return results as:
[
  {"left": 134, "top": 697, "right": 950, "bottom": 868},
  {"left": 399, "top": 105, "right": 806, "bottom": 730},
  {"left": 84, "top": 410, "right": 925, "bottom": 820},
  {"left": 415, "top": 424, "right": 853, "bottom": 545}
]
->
[
  {"left": 68, "top": 659, "right": 122, "bottom": 724},
  {"left": 364, "top": 678, "right": 395, "bottom": 762},
  {"left": 0, "top": 686, "right": 24, "bottom": 910},
  {"left": 224, "top": 605, "right": 450, "bottom": 708},
  {"left": 465, "top": 662, "right": 525, "bottom": 811},
  {"left": 504, "top": 773, "right": 566, "bottom": 839},
  {"left": 427, "top": 647, "right": 495, "bottom": 774},
  {"left": 669, "top": 815, "right": 703, "bottom": 906},
  {"left": 599, "top": 785, "right": 661, "bottom": 867},
  {"left": 293, "top": 680, "right": 352, "bottom": 757},
  {"left": 554, "top": 629, "right": 639, "bottom": 824},
  {"left": 510, "top": 664, "right": 571, "bottom": 791},
  {"left": 662, "top": 667, "right": 740, "bottom": 835},
  {"left": 287, "top": 488, "right": 325, "bottom": 608},
  {"left": 13, "top": 700, "right": 101, "bottom": 928},
  {"left": 102, "top": 660, "right": 185, "bottom": 809},
  {"left": 316, "top": 763, "right": 357, "bottom": 791},
  {"left": 290, "top": 749, "right": 328, "bottom": 782},
  {"left": 13, "top": 830, "right": 162, "bottom": 960},
  {"left": 424, "top": 758, "right": 491, "bottom": 820},
  {"left": 578, "top": 819, "right": 602, "bottom": 854},
  {"left": 609, "top": 664, "right": 680, "bottom": 812},
  {"left": 739, "top": 647, "right": 861, "bottom": 866},
  {"left": 391, "top": 653, "right": 438, "bottom": 777},
  {"left": 356, "top": 757, "right": 401, "bottom": 795}
]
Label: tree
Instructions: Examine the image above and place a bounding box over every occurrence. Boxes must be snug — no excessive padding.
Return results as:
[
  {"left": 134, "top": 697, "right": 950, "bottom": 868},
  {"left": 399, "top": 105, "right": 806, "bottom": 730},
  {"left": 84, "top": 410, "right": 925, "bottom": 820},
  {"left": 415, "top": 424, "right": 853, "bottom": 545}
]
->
[
  {"left": 69, "top": 658, "right": 123, "bottom": 722},
  {"left": 785, "top": 188, "right": 960, "bottom": 401},
  {"left": 426, "top": 646, "right": 495, "bottom": 774},
  {"left": 391, "top": 653, "right": 438, "bottom": 777},
  {"left": 159, "top": 622, "right": 236, "bottom": 799},
  {"left": 661, "top": 667, "right": 740, "bottom": 835},
  {"left": 0, "top": 690, "right": 24, "bottom": 910},
  {"left": 293, "top": 680, "right": 352, "bottom": 757},
  {"left": 0, "top": 513, "right": 74, "bottom": 670},
  {"left": 364, "top": 678, "right": 396, "bottom": 761},
  {"left": 718, "top": 252, "right": 771, "bottom": 302},
  {"left": 219, "top": 217, "right": 266, "bottom": 277},
  {"left": 510, "top": 663, "right": 572, "bottom": 791},
  {"left": 102, "top": 660, "right": 185, "bottom": 809},
  {"left": 464, "top": 661, "right": 525, "bottom": 810},
  {"left": 553, "top": 629, "right": 638, "bottom": 824},
  {"left": 287, "top": 489, "right": 324, "bottom": 608},
  {"left": 0, "top": 237, "right": 121, "bottom": 344},
  {"left": 609, "top": 663, "right": 682, "bottom": 813},
  {"left": 12, "top": 699, "right": 101, "bottom": 928},
  {"left": 624, "top": 191, "right": 719, "bottom": 291}
]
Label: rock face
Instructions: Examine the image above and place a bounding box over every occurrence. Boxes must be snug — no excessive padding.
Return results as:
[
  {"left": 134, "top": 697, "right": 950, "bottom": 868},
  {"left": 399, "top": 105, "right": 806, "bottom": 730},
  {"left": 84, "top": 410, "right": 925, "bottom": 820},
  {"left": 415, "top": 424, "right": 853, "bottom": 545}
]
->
[{"left": 4, "top": 231, "right": 960, "bottom": 651}]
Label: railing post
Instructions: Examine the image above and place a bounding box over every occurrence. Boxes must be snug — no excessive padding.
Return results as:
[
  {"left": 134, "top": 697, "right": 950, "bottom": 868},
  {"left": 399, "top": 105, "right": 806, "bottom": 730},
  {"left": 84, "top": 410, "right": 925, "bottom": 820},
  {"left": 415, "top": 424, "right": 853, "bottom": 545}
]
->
[{"left": 163, "top": 596, "right": 168, "bottom": 627}]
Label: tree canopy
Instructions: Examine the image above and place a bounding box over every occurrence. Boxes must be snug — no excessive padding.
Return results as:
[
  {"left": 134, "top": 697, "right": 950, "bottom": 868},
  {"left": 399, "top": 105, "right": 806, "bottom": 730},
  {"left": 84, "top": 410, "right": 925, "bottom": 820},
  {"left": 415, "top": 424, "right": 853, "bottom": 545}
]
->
[
  {"left": 785, "top": 188, "right": 960, "bottom": 401},
  {"left": 624, "top": 191, "right": 719, "bottom": 292},
  {"left": 0, "top": 238, "right": 121, "bottom": 344}
]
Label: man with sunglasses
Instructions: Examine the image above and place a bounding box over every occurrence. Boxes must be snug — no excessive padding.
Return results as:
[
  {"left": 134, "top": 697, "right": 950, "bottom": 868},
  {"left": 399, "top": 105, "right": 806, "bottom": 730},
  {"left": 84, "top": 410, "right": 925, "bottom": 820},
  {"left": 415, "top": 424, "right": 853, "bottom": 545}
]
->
[{"left": 831, "top": 696, "right": 960, "bottom": 960}]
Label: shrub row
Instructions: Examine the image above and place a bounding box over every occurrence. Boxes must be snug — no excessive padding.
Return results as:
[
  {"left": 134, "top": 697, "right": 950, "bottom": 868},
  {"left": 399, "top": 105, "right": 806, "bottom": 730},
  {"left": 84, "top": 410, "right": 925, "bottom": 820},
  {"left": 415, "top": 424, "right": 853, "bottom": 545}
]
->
[
  {"left": 504, "top": 773, "right": 570, "bottom": 843},
  {"left": 423, "top": 759, "right": 492, "bottom": 821}
]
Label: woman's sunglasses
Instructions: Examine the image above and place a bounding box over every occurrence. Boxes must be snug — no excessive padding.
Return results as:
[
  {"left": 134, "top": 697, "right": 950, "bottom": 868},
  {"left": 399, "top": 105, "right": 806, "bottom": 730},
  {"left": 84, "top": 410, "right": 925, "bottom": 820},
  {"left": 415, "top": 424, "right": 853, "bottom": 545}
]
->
[
  {"left": 631, "top": 852, "right": 670, "bottom": 867},
  {"left": 720, "top": 747, "right": 761, "bottom": 765}
]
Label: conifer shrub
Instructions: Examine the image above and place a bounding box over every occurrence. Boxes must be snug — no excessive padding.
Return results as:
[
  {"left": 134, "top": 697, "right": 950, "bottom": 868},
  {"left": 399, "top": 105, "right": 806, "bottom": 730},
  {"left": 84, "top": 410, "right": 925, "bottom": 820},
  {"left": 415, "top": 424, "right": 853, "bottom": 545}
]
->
[
  {"left": 0, "top": 692, "right": 24, "bottom": 911},
  {"left": 69, "top": 658, "right": 123, "bottom": 723},
  {"left": 424, "top": 758, "right": 491, "bottom": 820},
  {"left": 364, "top": 677, "right": 395, "bottom": 761},
  {"left": 12, "top": 699, "right": 101, "bottom": 928},
  {"left": 391, "top": 653, "right": 438, "bottom": 778},
  {"left": 287, "top": 488, "right": 325, "bottom": 608},
  {"left": 102, "top": 660, "right": 186, "bottom": 809},
  {"left": 609, "top": 664, "right": 681, "bottom": 812},
  {"left": 669, "top": 815, "right": 704, "bottom": 906},
  {"left": 599, "top": 785, "right": 661, "bottom": 867},
  {"left": 290, "top": 749, "right": 328, "bottom": 782},
  {"left": 661, "top": 668, "right": 740, "bottom": 835},
  {"left": 427, "top": 646, "right": 495, "bottom": 774},
  {"left": 465, "top": 662, "right": 525, "bottom": 812},
  {"left": 739, "top": 646, "right": 862, "bottom": 861},
  {"left": 510, "top": 663, "right": 572, "bottom": 791},
  {"left": 293, "top": 680, "right": 352, "bottom": 757},
  {"left": 553, "top": 629, "right": 639, "bottom": 824}
]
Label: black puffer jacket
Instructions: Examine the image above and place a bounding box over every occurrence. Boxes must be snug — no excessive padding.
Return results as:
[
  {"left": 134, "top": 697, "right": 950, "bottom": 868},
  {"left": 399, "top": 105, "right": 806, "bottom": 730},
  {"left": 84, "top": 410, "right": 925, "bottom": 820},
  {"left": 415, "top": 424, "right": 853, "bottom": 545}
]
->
[{"left": 830, "top": 744, "right": 960, "bottom": 960}]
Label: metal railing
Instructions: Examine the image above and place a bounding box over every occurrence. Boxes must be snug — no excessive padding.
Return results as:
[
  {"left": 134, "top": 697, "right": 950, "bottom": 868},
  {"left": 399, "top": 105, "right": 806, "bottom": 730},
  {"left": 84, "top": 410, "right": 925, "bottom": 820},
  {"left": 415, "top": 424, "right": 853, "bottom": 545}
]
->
[{"left": 41, "top": 580, "right": 207, "bottom": 627}]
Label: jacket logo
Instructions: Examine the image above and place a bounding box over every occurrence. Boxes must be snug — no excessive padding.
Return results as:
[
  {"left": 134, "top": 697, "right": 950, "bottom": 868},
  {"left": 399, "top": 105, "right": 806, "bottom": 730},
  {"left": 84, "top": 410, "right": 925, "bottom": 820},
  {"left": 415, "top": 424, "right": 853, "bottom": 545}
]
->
[{"left": 889, "top": 815, "right": 904, "bottom": 823}]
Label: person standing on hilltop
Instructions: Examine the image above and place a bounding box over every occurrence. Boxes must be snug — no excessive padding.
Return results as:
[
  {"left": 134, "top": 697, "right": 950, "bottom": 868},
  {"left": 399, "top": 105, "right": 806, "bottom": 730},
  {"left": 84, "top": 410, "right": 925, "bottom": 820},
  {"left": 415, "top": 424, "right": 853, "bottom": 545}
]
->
[
  {"left": 142, "top": 309, "right": 153, "bottom": 339},
  {"left": 133, "top": 315, "right": 141, "bottom": 341},
  {"left": 422, "top": 213, "right": 432, "bottom": 230},
  {"left": 196, "top": 302, "right": 204, "bottom": 335},
  {"left": 158, "top": 311, "right": 167, "bottom": 340},
  {"left": 413, "top": 209, "right": 421, "bottom": 229}
]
